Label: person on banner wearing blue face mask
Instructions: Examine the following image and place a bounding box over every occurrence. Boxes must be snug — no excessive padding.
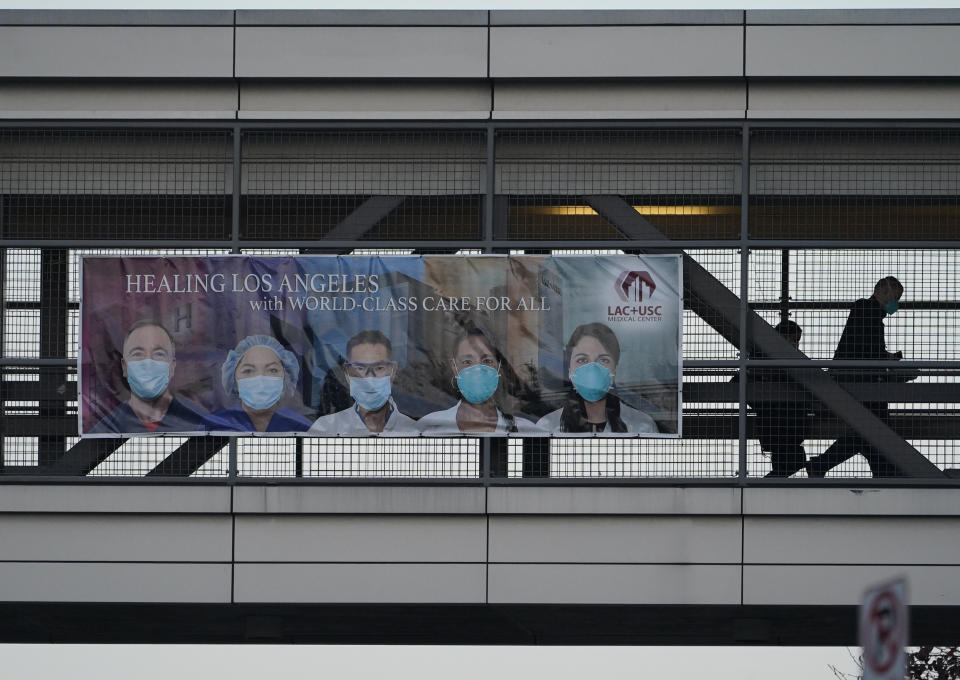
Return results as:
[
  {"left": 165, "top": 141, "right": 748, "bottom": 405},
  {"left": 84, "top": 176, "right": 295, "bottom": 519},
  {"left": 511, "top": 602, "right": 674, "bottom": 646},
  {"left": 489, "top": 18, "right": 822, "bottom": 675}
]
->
[
  {"left": 308, "top": 330, "right": 418, "bottom": 435},
  {"left": 806, "top": 276, "right": 914, "bottom": 477},
  {"left": 418, "top": 325, "right": 538, "bottom": 435},
  {"left": 536, "top": 322, "right": 659, "bottom": 434},
  {"left": 205, "top": 335, "right": 311, "bottom": 433},
  {"left": 91, "top": 320, "right": 207, "bottom": 434}
]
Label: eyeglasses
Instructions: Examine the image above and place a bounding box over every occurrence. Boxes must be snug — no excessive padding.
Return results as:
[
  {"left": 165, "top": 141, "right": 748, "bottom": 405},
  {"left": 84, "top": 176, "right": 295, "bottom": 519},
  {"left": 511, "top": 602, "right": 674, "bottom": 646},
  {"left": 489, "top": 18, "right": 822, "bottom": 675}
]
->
[{"left": 344, "top": 361, "right": 397, "bottom": 378}]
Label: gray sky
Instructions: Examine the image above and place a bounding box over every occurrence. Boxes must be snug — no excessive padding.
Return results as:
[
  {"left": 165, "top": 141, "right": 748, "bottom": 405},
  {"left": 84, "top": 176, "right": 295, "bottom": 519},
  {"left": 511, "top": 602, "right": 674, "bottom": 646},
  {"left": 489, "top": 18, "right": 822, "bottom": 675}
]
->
[{"left": 0, "top": 0, "right": 949, "bottom": 676}]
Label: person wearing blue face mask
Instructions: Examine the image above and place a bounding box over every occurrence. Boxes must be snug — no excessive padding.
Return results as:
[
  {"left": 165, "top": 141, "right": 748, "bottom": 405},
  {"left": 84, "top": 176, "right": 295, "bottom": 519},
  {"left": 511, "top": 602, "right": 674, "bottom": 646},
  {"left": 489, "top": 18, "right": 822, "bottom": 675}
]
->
[
  {"left": 90, "top": 320, "right": 207, "bottom": 434},
  {"left": 418, "top": 326, "right": 538, "bottom": 435},
  {"left": 807, "top": 276, "right": 912, "bottom": 477},
  {"left": 205, "top": 334, "right": 311, "bottom": 433},
  {"left": 308, "top": 330, "right": 418, "bottom": 435},
  {"left": 536, "top": 322, "right": 659, "bottom": 434}
]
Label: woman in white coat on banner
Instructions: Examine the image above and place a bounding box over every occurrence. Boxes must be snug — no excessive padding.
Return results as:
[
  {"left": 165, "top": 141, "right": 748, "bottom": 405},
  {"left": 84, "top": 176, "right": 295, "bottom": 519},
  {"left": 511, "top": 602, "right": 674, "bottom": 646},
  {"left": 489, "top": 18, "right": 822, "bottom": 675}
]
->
[
  {"left": 418, "top": 325, "right": 538, "bottom": 436},
  {"left": 536, "top": 322, "right": 659, "bottom": 434}
]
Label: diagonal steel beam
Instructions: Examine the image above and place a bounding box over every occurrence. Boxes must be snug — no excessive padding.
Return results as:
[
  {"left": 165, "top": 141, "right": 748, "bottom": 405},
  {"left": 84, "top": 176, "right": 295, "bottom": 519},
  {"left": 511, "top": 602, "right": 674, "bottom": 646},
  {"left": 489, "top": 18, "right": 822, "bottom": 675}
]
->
[
  {"left": 586, "top": 194, "right": 944, "bottom": 478},
  {"left": 46, "top": 437, "right": 128, "bottom": 476},
  {"left": 146, "top": 436, "right": 230, "bottom": 477},
  {"left": 684, "top": 380, "right": 960, "bottom": 404},
  {"left": 323, "top": 195, "right": 406, "bottom": 242}
]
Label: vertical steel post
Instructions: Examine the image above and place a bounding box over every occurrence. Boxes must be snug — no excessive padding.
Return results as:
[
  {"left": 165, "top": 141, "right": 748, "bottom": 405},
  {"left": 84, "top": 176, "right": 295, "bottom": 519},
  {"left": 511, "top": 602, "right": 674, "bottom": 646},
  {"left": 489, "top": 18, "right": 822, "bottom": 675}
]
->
[
  {"left": 228, "top": 126, "right": 242, "bottom": 482},
  {"left": 231, "top": 126, "right": 242, "bottom": 252},
  {"left": 38, "top": 249, "right": 68, "bottom": 468},
  {"left": 738, "top": 124, "right": 751, "bottom": 484},
  {"left": 0, "top": 194, "right": 5, "bottom": 472},
  {"left": 780, "top": 248, "right": 790, "bottom": 325},
  {"left": 0, "top": 194, "right": 7, "bottom": 474},
  {"left": 483, "top": 124, "right": 496, "bottom": 250},
  {"left": 481, "top": 123, "right": 496, "bottom": 483}
]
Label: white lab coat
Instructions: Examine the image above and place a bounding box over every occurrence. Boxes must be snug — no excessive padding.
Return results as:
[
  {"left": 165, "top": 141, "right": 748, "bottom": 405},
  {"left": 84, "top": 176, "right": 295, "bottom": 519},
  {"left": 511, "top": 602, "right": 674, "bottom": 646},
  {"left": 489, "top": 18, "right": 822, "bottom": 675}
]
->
[
  {"left": 418, "top": 401, "right": 542, "bottom": 435},
  {"left": 308, "top": 399, "right": 419, "bottom": 436},
  {"left": 536, "top": 403, "right": 659, "bottom": 435}
]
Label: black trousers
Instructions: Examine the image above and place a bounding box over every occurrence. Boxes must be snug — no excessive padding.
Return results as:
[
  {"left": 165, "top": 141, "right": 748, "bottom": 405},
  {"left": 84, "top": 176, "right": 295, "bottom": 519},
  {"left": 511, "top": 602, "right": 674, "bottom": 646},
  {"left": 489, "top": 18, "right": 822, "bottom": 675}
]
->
[
  {"left": 762, "top": 443, "right": 807, "bottom": 477},
  {"left": 806, "top": 402, "right": 903, "bottom": 478},
  {"left": 756, "top": 402, "right": 808, "bottom": 478}
]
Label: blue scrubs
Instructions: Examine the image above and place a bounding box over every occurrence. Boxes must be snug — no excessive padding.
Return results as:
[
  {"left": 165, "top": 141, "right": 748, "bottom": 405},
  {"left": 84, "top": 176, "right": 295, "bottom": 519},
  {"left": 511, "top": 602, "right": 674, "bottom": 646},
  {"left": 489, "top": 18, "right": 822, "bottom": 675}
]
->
[
  {"left": 204, "top": 405, "right": 312, "bottom": 433},
  {"left": 90, "top": 397, "right": 207, "bottom": 435}
]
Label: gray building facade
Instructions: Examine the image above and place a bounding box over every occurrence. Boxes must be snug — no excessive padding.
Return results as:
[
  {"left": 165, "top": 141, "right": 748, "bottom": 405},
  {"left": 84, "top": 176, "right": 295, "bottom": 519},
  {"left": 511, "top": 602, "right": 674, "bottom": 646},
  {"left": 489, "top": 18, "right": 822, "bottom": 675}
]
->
[{"left": 1, "top": 9, "right": 959, "bottom": 644}]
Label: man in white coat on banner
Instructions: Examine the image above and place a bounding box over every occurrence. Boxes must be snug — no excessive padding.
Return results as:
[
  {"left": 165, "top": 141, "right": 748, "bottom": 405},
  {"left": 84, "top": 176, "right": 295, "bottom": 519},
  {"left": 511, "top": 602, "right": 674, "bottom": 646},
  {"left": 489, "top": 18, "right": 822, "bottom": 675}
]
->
[{"left": 308, "top": 330, "right": 418, "bottom": 436}]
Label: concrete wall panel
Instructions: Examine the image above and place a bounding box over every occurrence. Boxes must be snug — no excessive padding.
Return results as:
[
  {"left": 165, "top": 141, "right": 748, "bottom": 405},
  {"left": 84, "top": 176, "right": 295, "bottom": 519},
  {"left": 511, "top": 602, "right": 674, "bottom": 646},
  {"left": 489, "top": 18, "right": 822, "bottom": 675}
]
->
[
  {"left": 0, "top": 515, "right": 232, "bottom": 562},
  {"left": 236, "top": 10, "right": 488, "bottom": 26},
  {"left": 0, "top": 9, "right": 234, "bottom": 25},
  {"left": 488, "top": 487, "right": 741, "bottom": 516},
  {"left": 744, "top": 565, "right": 960, "bottom": 606},
  {"left": 490, "top": 516, "right": 741, "bottom": 563},
  {"left": 746, "top": 26, "right": 960, "bottom": 77},
  {"left": 747, "top": 80, "right": 960, "bottom": 119},
  {"left": 0, "top": 485, "right": 231, "bottom": 514},
  {"left": 233, "top": 485, "right": 486, "bottom": 515},
  {"left": 240, "top": 80, "right": 491, "bottom": 120},
  {"left": 489, "top": 564, "right": 741, "bottom": 604},
  {"left": 491, "top": 10, "right": 743, "bottom": 25},
  {"left": 235, "top": 27, "right": 488, "bottom": 78},
  {"left": 490, "top": 26, "right": 743, "bottom": 78},
  {"left": 746, "top": 9, "right": 960, "bottom": 25},
  {"left": 493, "top": 80, "right": 746, "bottom": 119},
  {"left": 0, "top": 81, "right": 239, "bottom": 119},
  {"left": 743, "top": 488, "right": 960, "bottom": 517},
  {"left": 748, "top": 79, "right": 960, "bottom": 119},
  {"left": 234, "top": 516, "right": 486, "bottom": 562},
  {"left": 0, "top": 563, "right": 231, "bottom": 603},
  {"left": 0, "top": 26, "right": 233, "bottom": 78},
  {"left": 235, "top": 563, "right": 486, "bottom": 603},
  {"left": 744, "top": 517, "right": 960, "bottom": 565}
]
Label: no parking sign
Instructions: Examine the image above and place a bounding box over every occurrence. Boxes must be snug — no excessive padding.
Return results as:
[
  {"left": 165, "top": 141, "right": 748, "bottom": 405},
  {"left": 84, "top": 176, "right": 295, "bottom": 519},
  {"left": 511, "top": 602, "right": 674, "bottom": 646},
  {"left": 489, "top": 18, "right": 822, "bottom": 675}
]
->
[{"left": 859, "top": 577, "right": 908, "bottom": 680}]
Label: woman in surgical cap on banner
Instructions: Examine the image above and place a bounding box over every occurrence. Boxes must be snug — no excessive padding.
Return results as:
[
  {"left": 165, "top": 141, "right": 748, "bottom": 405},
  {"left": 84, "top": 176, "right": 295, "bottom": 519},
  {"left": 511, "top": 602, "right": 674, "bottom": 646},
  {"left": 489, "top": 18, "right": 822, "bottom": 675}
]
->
[
  {"left": 536, "top": 322, "right": 659, "bottom": 434},
  {"left": 205, "top": 334, "right": 312, "bottom": 433},
  {"left": 418, "top": 325, "right": 538, "bottom": 435}
]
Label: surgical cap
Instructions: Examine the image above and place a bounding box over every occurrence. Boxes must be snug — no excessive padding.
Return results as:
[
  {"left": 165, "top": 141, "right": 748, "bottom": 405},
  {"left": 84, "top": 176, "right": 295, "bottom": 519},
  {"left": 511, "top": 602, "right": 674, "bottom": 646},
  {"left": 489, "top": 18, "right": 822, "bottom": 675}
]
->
[{"left": 221, "top": 334, "right": 300, "bottom": 398}]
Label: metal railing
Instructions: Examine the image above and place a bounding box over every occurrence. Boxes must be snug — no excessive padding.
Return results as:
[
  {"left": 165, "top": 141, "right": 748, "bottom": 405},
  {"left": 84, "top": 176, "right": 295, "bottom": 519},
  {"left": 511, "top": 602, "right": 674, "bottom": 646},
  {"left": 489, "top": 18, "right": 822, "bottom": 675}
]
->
[{"left": 2, "top": 121, "right": 960, "bottom": 483}]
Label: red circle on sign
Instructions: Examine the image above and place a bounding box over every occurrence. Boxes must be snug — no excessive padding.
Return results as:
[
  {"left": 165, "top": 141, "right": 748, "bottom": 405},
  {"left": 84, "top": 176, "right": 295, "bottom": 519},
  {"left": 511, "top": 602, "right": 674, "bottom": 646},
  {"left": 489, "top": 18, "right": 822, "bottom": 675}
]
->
[{"left": 866, "top": 591, "right": 902, "bottom": 674}]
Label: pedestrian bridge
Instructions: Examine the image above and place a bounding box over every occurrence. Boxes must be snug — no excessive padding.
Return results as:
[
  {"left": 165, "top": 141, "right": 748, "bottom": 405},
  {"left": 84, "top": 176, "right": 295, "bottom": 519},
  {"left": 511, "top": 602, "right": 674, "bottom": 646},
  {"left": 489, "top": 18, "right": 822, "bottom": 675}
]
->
[
  {"left": 3, "top": 5, "right": 960, "bottom": 646},
  {"left": 1, "top": 482, "right": 958, "bottom": 644}
]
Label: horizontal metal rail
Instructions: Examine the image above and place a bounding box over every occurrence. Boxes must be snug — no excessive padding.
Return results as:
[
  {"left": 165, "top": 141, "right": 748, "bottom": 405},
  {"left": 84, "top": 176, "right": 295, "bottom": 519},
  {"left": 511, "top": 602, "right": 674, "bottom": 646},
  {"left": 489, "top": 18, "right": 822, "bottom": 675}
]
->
[
  {"left": 4, "top": 239, "right": 960, "bottom": 250},
  {"left": 5, "top": 119, "right": 960, "bottom": 130},
  {"left": 3, "top": 118, "right": 960, "bottom": 483},
  {"left": 5, "top": 358, "right": 960, "bottom": 368}
]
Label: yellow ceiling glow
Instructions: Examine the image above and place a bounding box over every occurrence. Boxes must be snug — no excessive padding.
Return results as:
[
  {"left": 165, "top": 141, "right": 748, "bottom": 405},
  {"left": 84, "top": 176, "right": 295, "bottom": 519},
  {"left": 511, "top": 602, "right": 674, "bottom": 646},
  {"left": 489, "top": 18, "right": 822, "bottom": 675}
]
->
[{"left": 522, "top": 205, "right": 740, "bottom": 217}]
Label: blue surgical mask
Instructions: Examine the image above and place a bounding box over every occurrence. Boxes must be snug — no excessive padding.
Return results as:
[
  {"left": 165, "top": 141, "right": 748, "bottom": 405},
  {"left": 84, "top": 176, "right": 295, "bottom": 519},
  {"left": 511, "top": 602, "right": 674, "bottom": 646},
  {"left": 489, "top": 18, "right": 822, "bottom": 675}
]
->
[
  {"left": 126, "top": 359, "right": 170, "bottom": 400},
  {"left": 885, "top": 300, "right": 899, "bottom": 315},
  {"left": 457, "top": 364, "right": 499, "bottom": 404},
  {"left": 350, "top": 376, "right": 391, "bottom": 411},
  {"left": 571, "top": 362, "right": 613, "bottom": 402},
  {"left": 238, "top": 376, "right": 284, "bottom": 411}
]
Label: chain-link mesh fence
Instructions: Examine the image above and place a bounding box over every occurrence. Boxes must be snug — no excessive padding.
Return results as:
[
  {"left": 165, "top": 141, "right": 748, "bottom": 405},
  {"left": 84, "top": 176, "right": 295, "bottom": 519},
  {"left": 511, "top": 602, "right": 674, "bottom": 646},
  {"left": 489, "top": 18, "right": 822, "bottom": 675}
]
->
[
  {"left": 496, "top": 128, "right": 742, "bottom": 241},
  {"left": 751, "top": 128, "right": 960, "bottom": 241},
  {"left": 2, "top": 124, "right": 958, "bottom": 481},
  {"left": 241, "top": 129, "right": 484, "bottom": 243},
  {"left": 0, "top": 128, "right": 231, "bottom": 241}
]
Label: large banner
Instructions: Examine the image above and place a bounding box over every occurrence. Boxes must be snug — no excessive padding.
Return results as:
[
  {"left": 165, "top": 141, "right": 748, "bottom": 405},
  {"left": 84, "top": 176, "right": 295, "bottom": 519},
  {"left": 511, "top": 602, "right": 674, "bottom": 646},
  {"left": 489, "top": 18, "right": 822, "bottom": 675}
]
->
[{"left": 80, "top": 255, "right": 682, "bottom": 438}]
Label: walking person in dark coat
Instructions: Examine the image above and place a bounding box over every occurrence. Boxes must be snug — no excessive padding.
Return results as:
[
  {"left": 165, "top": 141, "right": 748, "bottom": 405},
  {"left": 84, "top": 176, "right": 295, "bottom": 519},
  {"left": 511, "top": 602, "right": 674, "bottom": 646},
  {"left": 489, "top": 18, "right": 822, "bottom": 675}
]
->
[
  {"left": 806, "top": 276, "right": 908, "bottom": 478},
  {"left": 752, "top": 320, "right": 809, "bottom": 477}
]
